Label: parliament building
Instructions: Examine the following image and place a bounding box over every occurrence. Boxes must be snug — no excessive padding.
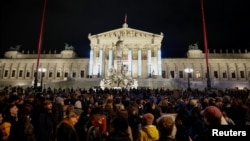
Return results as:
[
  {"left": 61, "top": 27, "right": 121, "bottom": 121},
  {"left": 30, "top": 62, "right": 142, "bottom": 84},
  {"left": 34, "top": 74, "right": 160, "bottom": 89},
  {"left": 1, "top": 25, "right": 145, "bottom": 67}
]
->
[{"left": 0, "top": 22, "right": 249, "bottom": 90}]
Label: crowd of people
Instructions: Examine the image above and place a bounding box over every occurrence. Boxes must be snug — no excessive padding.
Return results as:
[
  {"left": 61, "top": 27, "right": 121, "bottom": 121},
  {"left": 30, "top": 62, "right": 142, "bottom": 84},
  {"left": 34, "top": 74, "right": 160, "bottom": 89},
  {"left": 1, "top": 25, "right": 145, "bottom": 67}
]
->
[{"left": 0, "top": 86, "right": 249, "bottom": 141}]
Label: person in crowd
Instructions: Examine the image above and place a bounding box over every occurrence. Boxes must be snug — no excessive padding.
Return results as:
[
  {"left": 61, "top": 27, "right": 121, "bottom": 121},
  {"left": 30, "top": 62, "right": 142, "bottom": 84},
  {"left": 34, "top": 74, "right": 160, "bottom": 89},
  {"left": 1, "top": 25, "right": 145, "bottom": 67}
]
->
[
  {"left": 74, "top": 100, "right": 83, "bottom": 115},
  {"left": 74, "top": 105, "right": 92, "bottom": 141},
  {"left": 0, "top": 112, "right": 3, "bottom": 140},
  {"left": 185, "top": 99, "right": 205, "bottom": 139},
  {"left": 53, "top": 96, "right": 64, "bottom": 126},
  {"left": 157, "top": 115, "right": 177, "bottom": 141},
  {"left": 19, "top": 103, "right": 36, "bottom": 141},
  {"left": 192, "top": 105, "right": 227, "bottom": 141},
  {"left": 143, "top": 96, "right": 162, "bottom": 125},
  {"left": 56, "top": 110, "right": 80, "bottom": 141},
  {"left": 1, "top": 103, "right": 21, "bottom": 141},
  {"left": 136, "top": 113, "right": 159, "bottom": 141},
  {"left": 104, "top": 99, "right": 116, "bottom": 133},
  {"left": 221, "top": 111, "right": 235, "bottom": 125},
  {"left": 127, "top": 105, "right": 141, "bottom": 141},
  {"left": 35, "top": 100, "right": 56, "bottom": 141},
  {"left": 228, "top": 98, "right": 247, "bottom": 125},
  {"left": 115, "top": 104, "right": 133, "bottom": 141},
  {"left": 85, "top": 107, "right": 107, "bottom": 141},
  {"left": 135, "top": 99, "right": 144, "bottom": 118},
  {"left": 106, "top": 117, "right": 132, "bottom": 141}
]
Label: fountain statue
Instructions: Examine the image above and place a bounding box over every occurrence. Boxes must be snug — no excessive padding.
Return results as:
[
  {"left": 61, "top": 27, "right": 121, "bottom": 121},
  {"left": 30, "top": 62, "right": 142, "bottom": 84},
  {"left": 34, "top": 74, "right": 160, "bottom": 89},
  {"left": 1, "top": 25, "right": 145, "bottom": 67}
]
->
[{"left": 100, "top": 66, "right": 138, "bottom": 90}]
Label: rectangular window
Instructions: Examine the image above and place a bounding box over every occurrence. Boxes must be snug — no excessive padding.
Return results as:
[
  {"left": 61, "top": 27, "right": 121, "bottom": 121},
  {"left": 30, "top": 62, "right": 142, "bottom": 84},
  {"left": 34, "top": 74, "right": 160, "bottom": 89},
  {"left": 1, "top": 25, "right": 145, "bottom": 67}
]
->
[
  {"left": 170, "top": 71, "right": 175, "bottom": 78},
  {"left": 223, "top": 72, "right": 227, "bottom": 78},
  {"left": 162, "top": 71, "right": 166, "bottom": 78},
  {"left": 4, "top": 70, "right": 8, "bottom": 77},
  {"left": 232, "top": 72, "right": 236, "bottom": 78},
  {"left": 12, "top": 70, "right": 16, "bottom": 77},
  {"left": 240, "top": 71, "right": 244, "bottom": 78},
  {"left": 196, "top": 71, "right": 201, "bottom": 78},
  {"left": 80, "top": 70, "right": 84, "bottom": 78},
  {"left": 73, "top": 72, "right": 76, "bottom": 78},
  {"left": 179, "top": 71, "right": 183, "bottom": 78},
  {"left": 19, "top": 70, "right": 23, "bottom": 77},
  {"left": 49, "top": 72, "right": 53, "bottom": 77},
  {"left": 26, "top": 71, "right": 30, "bottom": 77},
  {"left": 57, "top": 72, "right": 60, "bottom": 77},
  {"left": 41, "top": 72, "right": 45, "bottom": 77},
  {"left": 214, "top": 71, "right": 218, "bottom": 78},
  {"left": 64, "top": 72, "right": 68, "bottom": 77}
]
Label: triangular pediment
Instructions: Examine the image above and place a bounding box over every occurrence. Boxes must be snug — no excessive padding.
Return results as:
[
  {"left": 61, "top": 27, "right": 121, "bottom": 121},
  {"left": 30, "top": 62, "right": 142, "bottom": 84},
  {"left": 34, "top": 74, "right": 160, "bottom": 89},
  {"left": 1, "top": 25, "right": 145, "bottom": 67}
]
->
[{"left": 88, "top": 24, "right": 163, "bottom": 39}]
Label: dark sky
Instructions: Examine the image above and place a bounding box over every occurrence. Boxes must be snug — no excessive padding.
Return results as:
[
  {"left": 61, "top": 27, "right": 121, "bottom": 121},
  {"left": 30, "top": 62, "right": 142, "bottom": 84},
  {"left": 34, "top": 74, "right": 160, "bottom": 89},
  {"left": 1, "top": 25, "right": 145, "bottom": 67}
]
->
[{"left": 1, "top": 0, "right": 250, "bottom": 58}]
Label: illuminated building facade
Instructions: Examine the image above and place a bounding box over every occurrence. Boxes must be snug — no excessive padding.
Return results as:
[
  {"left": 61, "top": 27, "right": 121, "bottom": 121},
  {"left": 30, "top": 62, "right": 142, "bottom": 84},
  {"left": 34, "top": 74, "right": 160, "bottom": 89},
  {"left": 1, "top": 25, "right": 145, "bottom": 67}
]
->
[{"left": 0, "top": 23, "right": 249, "bottom": 89}]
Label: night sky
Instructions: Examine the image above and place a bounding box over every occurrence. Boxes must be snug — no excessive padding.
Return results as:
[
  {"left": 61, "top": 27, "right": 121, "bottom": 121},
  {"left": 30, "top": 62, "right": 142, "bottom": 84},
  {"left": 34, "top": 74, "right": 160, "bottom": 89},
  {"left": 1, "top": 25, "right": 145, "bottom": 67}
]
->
[{"left": 1, "top": 0, "right": 250, "bottom": 58}]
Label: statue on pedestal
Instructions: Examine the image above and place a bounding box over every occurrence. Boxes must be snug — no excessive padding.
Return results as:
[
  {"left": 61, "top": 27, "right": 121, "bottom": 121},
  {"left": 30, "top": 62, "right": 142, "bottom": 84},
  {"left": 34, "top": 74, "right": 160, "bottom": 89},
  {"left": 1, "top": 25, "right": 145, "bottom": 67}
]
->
[{"left": 116, "top": 40, "right": 123, "bottom": 59}]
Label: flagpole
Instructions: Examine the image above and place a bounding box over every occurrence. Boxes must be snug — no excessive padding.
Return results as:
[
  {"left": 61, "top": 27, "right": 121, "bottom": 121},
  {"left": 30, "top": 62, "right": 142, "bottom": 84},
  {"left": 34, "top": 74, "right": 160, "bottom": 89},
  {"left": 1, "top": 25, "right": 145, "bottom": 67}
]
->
[
  {"left": 124, "top": 13, "right": 127, "bottom": 23},
  {"left": 34, "top": 0, "right": 47, "bottom": 91},
  {"left": 200, "top": 0, "right": 211, "bottom": 90}
]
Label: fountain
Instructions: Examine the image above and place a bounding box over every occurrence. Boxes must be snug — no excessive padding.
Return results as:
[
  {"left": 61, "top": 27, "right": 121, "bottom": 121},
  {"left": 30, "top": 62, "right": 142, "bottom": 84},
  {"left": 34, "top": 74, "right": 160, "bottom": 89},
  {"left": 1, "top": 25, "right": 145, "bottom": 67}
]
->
[
  {"left": 100, "top": 66, "right": 138, "bottom": 90},
  {"left": 100, "top": 40, "right": 138, "bottom": 90}
]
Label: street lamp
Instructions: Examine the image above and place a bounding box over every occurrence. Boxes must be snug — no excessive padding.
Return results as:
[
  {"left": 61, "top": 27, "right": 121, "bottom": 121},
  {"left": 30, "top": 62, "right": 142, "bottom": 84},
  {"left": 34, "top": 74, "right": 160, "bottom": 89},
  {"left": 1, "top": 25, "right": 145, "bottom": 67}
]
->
[
  {"left": 38, "top": 68, "right": 46, "bottom": 91},
  {"left": 184, "top": 68, "right": 193, "bottom": 90}
]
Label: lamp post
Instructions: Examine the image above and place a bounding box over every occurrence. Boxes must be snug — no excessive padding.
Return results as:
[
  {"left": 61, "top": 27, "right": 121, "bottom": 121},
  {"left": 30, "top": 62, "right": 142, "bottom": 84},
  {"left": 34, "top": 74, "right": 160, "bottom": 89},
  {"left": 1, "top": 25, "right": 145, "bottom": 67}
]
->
[
  {"left": 184, "top": 68, "right": 193, "bottom": 91},
  {"left": 38, "top": 68, "right": 46, "bottom": 91}
]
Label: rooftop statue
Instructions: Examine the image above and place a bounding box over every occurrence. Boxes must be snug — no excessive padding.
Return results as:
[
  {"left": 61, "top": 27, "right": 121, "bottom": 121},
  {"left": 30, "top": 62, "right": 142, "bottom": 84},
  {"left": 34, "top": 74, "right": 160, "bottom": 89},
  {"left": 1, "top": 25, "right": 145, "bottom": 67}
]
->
[
  {"left": 9, "top": 45, "right": 21, "bottom": 51},
  {"left": 188, "top": 43, "right": 199, "bottom": 50},
  {"left": 64, "top": 43, "right": 74, "bottom": 50}
]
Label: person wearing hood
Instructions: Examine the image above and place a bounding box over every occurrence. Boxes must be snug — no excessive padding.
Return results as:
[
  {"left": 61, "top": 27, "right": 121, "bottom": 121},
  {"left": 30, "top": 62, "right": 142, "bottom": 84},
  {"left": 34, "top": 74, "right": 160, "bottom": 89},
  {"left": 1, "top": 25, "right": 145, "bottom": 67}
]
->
[{"left": 136, "top": 113, "right": 159, "bottom": 141}]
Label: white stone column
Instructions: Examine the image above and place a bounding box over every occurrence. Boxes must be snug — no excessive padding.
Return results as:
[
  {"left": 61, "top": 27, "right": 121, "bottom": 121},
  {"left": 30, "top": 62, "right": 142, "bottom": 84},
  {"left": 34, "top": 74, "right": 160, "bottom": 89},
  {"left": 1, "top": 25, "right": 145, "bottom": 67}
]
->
[
  {"left": 88, "top": 49, "right": 94, "bottom": 77},
  {"left": 128, "top": 49, "right": 132, "bottom": 75},
  {"left": 99, "top": 49, "right": 103, "bottom": 76},
  {"left": 138, "top": 49, "right": 142, "bottom": 77},
  {"left": 108, "top": 49, "right": 113, "bottom": 70},
  {"left": 157, "top": 49, "right": 162, "bottom": 76},
  {"left": 148, "top": 49, "right": 152, "bottom": 77}
]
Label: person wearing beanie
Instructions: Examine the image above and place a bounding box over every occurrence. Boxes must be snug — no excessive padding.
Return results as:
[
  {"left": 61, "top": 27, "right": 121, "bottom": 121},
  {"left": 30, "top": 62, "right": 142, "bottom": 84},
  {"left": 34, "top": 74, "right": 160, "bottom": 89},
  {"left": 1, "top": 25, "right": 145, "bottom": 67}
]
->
[
  {"left": 136, "top": 113, "right": 159, "bottom": 141},
  {"left": 55, "top": 97, "right": 64, "bottom": 105},
  {"left": 201, "top": 106, "right": 223, "bottom": 125},
  {"left": 74, "top": 100, "right": 83, "bottom": 115},
  {"left": 192, "top": 106, "right": 227, "bottom": 141}
]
